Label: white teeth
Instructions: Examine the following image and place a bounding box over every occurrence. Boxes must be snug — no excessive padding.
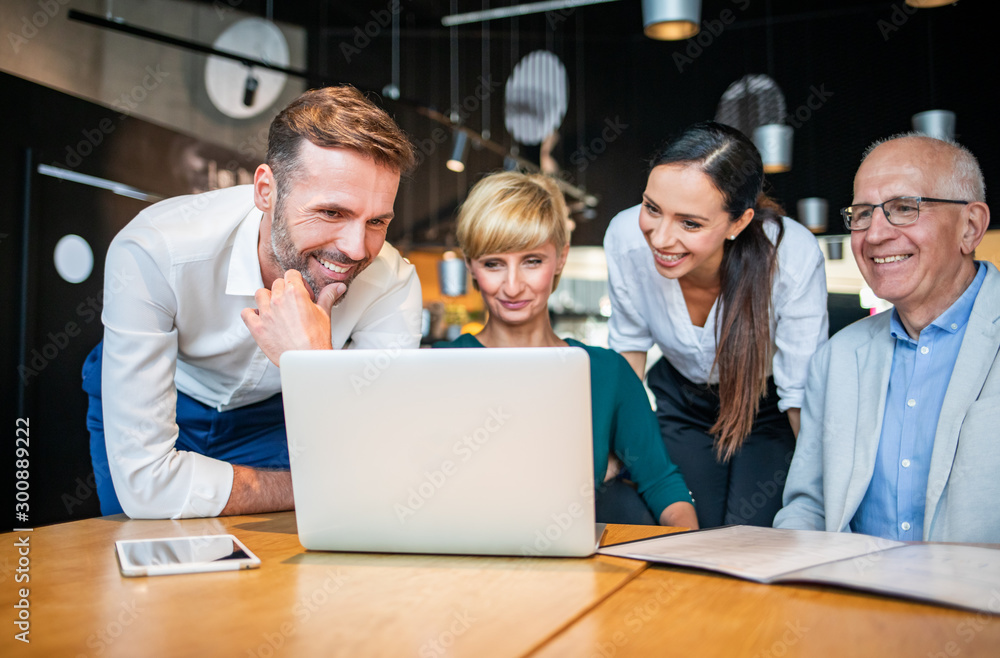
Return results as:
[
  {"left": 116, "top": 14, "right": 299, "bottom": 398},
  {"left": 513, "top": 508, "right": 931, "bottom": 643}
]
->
[
  {"left": 317, "top": 257, "right": 349, "bottom": 273},
  {"left": 873, "top": 255, "right": 911, "bottom": 264},
  {"left": 655, "top": 251, "right": 685, "bottom": 262}
]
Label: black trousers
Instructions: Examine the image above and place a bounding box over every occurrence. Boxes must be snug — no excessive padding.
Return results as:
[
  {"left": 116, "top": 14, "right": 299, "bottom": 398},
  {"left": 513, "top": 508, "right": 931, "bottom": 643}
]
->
[
  {"left": 595, "top": 477, "right": 656, "bottom": 526},
  {"left": 647, "top": 357, "right": 795, "bottom": 528}
]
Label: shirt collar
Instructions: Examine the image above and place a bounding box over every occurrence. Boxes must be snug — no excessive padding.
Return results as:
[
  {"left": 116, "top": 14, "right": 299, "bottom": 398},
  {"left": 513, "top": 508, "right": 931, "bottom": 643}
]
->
[
  {"left": 225, "top": 206, "right": 265, "bottom": 297},
  {"left": 888, "top": 261, "right": 986, "bottom": 342}
]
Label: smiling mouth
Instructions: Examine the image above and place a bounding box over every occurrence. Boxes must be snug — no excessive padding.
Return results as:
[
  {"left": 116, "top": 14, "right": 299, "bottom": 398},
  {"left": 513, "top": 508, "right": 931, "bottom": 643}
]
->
[
  {"left": 316, "top": 255, "right": 351, "bottom": 274},
  {"left": 873, "top": 255, "right": 911, "bottom": 264},
  {"left": 652, "top": 249, "right": 688, "bottom": 265}
]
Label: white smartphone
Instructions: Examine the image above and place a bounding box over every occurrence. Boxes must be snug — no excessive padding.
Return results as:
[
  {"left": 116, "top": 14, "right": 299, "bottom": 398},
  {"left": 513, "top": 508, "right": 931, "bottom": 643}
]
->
[{"left": 115, "top": 534, "right": 261, "bottom": 577}]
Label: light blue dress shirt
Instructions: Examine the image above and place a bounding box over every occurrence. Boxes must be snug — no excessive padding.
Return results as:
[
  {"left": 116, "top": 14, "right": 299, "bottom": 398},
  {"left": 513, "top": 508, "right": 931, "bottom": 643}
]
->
[{"left": 852, "top": 262, "right": 987, "bottom": 540}]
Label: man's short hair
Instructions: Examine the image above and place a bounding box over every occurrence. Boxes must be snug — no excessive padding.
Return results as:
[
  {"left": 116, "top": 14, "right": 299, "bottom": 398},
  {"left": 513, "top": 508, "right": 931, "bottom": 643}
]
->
[
  {"left": 861, "top": 132, "right": 986, "bottom": 202},
  {"left": 267, "top": 86, "right": 416, "bottom": 191}
]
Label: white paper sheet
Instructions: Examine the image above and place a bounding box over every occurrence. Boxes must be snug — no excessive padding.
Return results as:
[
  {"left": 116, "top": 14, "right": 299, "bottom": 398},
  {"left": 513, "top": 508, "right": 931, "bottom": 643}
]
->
[{"left": 598, "top": 526, "right": 904, "bottom": 582}]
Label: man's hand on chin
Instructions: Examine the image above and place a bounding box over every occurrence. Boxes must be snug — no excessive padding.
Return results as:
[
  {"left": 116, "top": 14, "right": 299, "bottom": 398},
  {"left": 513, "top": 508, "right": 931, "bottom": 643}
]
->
[{"left": 241, "top": 269, "right": 346, "bottom": 366}]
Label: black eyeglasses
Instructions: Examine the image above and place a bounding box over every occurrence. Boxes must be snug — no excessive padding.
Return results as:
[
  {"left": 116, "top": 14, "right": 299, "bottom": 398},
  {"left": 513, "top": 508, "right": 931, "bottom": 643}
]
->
[{"left": 840, "top": 196, "right": 969, "bottom": 231}]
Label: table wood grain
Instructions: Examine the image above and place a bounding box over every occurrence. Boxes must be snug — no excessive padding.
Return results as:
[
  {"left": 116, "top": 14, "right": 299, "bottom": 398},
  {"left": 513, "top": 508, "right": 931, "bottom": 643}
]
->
[
  {"left": 529, "top": 560, "right": 1000, "bottom": 658},
  {"left": 1, "top": 513, "right": 652, "bottom": 657}
]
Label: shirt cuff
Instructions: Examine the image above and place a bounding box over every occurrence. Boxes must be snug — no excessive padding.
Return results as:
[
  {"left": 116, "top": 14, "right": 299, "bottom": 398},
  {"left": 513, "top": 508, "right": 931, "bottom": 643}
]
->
[{"left": 179, "top": 457, "right": 235, "bottom": 518}]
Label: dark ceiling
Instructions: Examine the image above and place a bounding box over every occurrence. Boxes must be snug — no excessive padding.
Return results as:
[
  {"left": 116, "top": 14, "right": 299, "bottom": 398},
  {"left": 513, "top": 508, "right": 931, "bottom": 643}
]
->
[{"left": 195, "top": 1, "right": 899, "bottom": 38}]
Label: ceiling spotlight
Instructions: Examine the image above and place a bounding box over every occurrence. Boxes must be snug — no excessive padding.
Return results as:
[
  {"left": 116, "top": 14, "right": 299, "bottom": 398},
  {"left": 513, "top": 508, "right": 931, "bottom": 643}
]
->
[
  {"left": 446, "top": 130, "right": 469, "bottom": 173},
  {"left": 905, "top": 1, "right": 956, "bottom": 7},
  {"left": 642, "top": 0, "right": 701, "bottom": 40},
  {"left": 242, "top": 70, "right": 259, "bottom": 107}
]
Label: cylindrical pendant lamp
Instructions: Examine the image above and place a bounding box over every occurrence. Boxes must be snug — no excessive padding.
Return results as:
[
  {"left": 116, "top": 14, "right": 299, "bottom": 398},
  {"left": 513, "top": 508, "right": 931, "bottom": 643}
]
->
[
  {"left": 797, "top": 198, "right": 828, "bottom": 234},
  {"left": 642, "top": 0, "right": 701, "bottom": 40},
  {"left": 753, "top": 124, "right": 793, "bottom": 173},
  {"left": 911, "top": 110, "right": 956, "bottom": 141},
  {"left": 905, "top": 1, "right": 956, "bottom": 8},
  {"left": 446, "top": 131, "right": 469, "bottom": 173}
]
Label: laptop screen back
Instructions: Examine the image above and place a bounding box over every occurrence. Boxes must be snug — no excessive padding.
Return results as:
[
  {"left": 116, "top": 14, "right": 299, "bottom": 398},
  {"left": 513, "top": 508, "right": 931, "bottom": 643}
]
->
[{"left": 280, "top": 346, "right": 595, "bottom": 557}]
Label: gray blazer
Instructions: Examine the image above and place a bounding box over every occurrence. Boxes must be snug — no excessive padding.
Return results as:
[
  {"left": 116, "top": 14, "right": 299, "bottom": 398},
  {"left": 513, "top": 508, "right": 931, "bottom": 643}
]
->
[{"left": 774, "top": 261, "right": 1000, "bottom": 542}]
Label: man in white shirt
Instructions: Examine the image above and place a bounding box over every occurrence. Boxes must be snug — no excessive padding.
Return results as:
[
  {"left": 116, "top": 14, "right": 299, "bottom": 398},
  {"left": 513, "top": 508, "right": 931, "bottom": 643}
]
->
[{"left": 82, "top": 86, "right": 422, "bottom": 519}]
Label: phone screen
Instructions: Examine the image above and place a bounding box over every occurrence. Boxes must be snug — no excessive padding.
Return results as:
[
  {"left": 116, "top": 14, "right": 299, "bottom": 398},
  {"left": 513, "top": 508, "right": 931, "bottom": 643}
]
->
[{"left": 116, "top": 535, "right": 260, "bottom": 576}]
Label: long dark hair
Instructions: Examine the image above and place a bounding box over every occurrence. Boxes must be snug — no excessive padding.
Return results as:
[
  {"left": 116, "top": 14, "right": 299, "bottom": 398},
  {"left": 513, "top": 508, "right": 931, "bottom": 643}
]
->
[{"left": 649, "top": 121, "right": 785, "bottom": 461}]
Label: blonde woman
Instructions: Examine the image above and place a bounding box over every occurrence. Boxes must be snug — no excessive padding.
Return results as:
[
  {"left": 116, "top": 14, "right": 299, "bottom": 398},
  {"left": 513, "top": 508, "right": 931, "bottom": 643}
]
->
[{"left": 435, "top": 171, "right": 698, "bottom": 528}]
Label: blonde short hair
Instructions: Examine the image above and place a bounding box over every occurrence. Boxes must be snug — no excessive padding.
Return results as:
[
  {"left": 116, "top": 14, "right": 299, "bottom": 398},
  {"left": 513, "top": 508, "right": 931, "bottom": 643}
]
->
[{"left": 457, "top": 170, "right": 569, "bottom": 258}]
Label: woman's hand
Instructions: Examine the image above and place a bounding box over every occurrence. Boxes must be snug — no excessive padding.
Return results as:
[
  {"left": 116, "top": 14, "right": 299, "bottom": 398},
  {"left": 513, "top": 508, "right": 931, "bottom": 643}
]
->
[
  {"left": 659, "top": 501, "right": 699, "bottom": 529},
  {"left": 604, "top": 454, "right": 623, "bottom": 482}
]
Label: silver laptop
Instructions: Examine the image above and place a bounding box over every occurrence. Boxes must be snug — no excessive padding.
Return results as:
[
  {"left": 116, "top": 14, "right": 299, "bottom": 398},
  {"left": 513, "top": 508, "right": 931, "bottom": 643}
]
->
[{"left": 280, "top": 346, "right": 596, "bottom": 557}]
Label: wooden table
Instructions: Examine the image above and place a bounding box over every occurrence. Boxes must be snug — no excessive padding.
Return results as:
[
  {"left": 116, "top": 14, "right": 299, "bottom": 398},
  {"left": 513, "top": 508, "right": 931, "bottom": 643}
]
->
[{"left": 3, "top": 515, "right": 999, "bottom": 657}]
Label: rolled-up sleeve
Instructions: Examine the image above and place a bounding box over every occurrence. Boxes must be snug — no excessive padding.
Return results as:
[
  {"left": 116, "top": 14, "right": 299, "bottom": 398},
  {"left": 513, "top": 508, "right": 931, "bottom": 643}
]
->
[
  {"left": 772, "top": 226, "right": 829, "bottom": 412},
  {"left": 101, "top": 228, "right": 234, "bottom": 519},
  {"left": 605, "top": 216, "right": 654, "bottom": 354}
]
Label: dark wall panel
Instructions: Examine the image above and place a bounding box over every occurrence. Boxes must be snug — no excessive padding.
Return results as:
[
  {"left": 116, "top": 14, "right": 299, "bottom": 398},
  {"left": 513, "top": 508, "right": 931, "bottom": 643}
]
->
[{"left": 2, "top": 72, "right": 255, "bottom": 526}]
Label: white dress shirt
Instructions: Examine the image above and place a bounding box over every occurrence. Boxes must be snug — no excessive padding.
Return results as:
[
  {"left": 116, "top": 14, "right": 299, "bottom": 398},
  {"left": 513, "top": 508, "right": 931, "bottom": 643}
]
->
[
  {"left": 101, "top": 185, "right": 423, "bottom": 519},
  {"left": 604, "top": 204, "right": 828, "bottom": 412}
]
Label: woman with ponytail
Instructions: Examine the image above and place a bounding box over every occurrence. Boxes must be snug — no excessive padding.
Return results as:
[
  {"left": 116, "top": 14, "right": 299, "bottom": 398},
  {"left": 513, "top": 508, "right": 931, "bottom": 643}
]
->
[{"left": 604, "top": 122, "right": 828, "bottom": 528}]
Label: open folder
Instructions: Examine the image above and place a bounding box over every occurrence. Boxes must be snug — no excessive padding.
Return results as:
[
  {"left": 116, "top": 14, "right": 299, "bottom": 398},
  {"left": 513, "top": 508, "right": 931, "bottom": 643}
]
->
[{"left": 598, "top": 525, "right": 1000, "bottom": 615}]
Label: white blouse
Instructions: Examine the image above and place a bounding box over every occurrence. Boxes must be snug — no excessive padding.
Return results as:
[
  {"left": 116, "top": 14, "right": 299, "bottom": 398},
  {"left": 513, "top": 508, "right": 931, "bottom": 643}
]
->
[{"left": 604, "top": 204, "right": 829, "bottom": 412}]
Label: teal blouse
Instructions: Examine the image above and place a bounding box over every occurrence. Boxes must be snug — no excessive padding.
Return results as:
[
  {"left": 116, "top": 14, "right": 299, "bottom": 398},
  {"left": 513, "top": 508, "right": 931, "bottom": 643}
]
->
[{"left": 434, "top": 333, "right": 692, "bottom": 519}]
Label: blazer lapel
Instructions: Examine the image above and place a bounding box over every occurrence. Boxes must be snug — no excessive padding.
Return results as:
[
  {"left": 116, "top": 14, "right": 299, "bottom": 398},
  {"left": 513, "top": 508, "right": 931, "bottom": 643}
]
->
[
  {"left": 840, "top": 317, "right": 895, "bottom": 531},
  {"left": 925, "top": 264, "right": 1000, "bottom": 535}
]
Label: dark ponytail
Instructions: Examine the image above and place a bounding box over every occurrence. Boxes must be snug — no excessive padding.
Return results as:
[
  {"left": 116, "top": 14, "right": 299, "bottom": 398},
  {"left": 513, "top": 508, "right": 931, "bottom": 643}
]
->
[{"left": 649, "top": 122, "right": 785, "bottom": 461}]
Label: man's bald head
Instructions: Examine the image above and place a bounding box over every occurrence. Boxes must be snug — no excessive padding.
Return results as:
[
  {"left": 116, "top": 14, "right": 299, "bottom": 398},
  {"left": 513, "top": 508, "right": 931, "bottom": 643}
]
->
[{"left": 858, "top": 133, "right": 985, "bottom": 203}]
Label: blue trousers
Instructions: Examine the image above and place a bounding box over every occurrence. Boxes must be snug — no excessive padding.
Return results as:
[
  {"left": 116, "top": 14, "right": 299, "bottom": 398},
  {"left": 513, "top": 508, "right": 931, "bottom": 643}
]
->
[{"left": 82, "top": 342, "right": 289, "bottom": 515}]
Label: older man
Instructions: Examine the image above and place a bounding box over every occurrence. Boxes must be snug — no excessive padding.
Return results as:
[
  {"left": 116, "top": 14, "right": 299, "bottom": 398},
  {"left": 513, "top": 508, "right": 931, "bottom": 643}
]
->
[
  {"left": 774, "top": 134, "right": 997, "bottom": 542},
  {"left": 82, "top": 86, "right": 422, "bottom": 519}
]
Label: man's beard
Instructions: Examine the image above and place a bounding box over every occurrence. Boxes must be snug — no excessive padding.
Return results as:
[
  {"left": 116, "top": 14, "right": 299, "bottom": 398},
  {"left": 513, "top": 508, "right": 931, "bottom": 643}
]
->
[{"left": 269, "top": 197, "right": 368, "bottom": 302}]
